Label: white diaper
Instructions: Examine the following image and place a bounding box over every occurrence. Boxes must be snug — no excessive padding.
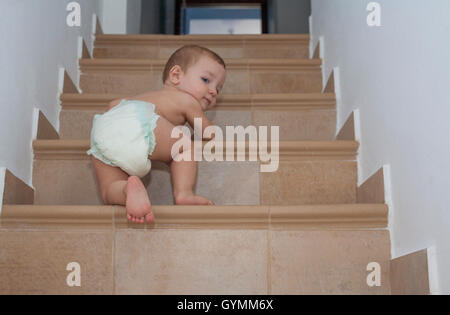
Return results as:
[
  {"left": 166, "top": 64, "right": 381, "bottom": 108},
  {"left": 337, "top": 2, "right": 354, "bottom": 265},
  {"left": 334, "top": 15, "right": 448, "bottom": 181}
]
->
[{"left": 87, "top": 99, "right": 160, "bottom": 177}]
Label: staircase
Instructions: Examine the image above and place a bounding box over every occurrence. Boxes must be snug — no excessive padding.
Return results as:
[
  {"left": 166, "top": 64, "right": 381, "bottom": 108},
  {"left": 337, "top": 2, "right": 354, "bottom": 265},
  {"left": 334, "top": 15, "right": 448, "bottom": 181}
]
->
[{"left": 0, "top": 34, "right": 391, "bottom": 294}]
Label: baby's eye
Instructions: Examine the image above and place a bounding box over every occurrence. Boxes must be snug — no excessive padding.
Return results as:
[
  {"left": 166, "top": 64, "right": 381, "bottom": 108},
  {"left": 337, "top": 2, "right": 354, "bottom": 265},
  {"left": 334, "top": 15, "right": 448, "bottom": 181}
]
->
[{"left": 202, "top": 77, "right": 209, "bottom": 83}]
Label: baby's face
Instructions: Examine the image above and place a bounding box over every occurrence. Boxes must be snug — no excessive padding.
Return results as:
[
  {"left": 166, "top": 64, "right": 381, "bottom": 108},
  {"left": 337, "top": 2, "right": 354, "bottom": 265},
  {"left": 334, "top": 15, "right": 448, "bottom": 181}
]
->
[{"left": 177, "top": 56, "right": 227, "bottom": 111}]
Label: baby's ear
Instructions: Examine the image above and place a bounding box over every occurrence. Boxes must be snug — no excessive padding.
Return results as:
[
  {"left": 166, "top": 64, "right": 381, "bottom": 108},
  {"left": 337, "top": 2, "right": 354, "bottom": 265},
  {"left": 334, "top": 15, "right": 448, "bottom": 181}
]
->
[{"left": 169, "top": 65, "right": 183, "bottom": 84}]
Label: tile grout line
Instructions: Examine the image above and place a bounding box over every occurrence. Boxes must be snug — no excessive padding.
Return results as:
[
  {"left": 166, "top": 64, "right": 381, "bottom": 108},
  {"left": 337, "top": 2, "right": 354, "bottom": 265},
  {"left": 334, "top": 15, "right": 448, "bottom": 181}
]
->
[
  {"left": 111, "top": 208, "right": 116, "bottom": 295},
  {"left": 267, "top": 206, "right": 272, "bottom": 295}
]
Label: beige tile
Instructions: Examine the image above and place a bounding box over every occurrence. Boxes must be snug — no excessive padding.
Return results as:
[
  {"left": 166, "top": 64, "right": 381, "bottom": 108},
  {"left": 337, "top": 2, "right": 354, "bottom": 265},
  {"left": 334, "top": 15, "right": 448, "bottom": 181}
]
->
[
  {"left": 252, "top": 109, "right": 336, "bottom": 141},
  {"left": 0, "top": 205, "right": 114, "bottom": 231},
  {"left": 59, "top": 110, "right": 252, "bottom": 141},
  {"left": 145, "top": 161, "right": 260, "bottom": 206},
  {"left": 244, "top": 44, "right": 309, "bottom": 59},
  {"left": 115, "top": 229, "right": 267, "bottom": 294},
  {"left": 205, "top": 110, "right": 252, "bottom": 131},
  {"left": 150, "top": 72, "right": 165, "bottom": 91},
  {"left": 59, "top": 110, "right": 98, "bottom": 139},
  {"left": 159, "top": 46, "right": 244, "bottom": 60},
  {"left": 80, "top": 73, "right": 154, "bottom": 94},
  {"left": 390, "top": 249, "right": 429, "bottom": 295},
  {"left": 270, "top": 230, "right": 391, "bottom": 294},
  {"left": 33, "top": 160, "right": 102, "bottom": 205},
  {"left": 307, "top": 110, "right": 338, "bottom": 140},
  {"left": 250, "top": 71, "right": 322, "bottom": 94},
  {"left": 197, "top": 161, "right": 260, "bottom": 205},
  {"left": 33, "top": 158, "right": 259, "bottom": 206},
  {"left": 0, "top": 230, "right": 113, "bottom": 294},
  {"left": 221, "top": 71, "right": 250, "bottom": 95},
  {"left": 80, "top": 69, "right": 248, "bottom": 95},
  {"left": 260, "top": 161, "right": 357, "bottom": 205},
  {"left": 94, "top": 46, "right": 159, "bottom": 59}
]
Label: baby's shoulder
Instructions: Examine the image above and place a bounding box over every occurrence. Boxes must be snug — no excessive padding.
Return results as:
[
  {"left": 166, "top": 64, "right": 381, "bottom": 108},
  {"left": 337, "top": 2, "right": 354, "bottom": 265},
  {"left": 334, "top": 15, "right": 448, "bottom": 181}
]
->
[
  {"left": 161, "top": 90, "right": 201, "bottom": 112},
  {"left": 167, "top": 90, "right": 199, "bottom": 105}
]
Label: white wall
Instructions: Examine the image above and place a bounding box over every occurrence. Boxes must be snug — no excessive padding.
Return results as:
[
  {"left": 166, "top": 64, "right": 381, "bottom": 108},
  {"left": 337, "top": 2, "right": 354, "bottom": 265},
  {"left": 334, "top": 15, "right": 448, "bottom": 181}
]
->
[
  {"left": 311, "top": 0, "right": 450, "bottom": 293},
  {"left": 101, "top": 0, "right": 142, "bottom": 34},
  {"left": 0, "top": 0, "right": 103, "bottom": 187}
]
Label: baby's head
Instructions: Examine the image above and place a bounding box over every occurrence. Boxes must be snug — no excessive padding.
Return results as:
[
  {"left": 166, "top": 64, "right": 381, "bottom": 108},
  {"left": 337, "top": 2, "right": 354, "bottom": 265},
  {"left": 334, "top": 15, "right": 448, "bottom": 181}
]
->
[{"left": 163, "top": 45, "right": 227, "bottom": 110}]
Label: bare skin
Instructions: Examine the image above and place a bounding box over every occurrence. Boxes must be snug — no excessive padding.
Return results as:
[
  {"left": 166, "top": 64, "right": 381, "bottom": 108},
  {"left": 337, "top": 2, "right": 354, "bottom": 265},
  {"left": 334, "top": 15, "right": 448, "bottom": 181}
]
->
[{"left": 91, "top": 55, "right": 226, "bottom": 224}]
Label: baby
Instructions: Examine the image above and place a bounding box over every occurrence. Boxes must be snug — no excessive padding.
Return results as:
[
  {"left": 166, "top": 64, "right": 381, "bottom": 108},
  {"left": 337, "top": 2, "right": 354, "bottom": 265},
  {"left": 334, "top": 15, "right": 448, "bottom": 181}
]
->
[{"left": 87, "top": 45, "right": 227, "bottom": 224}]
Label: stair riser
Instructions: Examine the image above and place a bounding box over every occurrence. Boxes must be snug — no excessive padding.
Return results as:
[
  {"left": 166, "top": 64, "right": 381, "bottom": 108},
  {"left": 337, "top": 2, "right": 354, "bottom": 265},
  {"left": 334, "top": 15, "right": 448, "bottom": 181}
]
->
[
  {"left": 0, "top": 229, "right": 390, "bottom": 294},
  {"left": 60, "top": 109, "right": 336, "bottom": 141},
  {"left": 33, "top": 159, "right": 356, "bottom": 206},
  {"left": 94, "top": 44, "right": 310, "bottom": 60},
  {"left": 79, "top": 70, "right": 322, "bottom": 94}
]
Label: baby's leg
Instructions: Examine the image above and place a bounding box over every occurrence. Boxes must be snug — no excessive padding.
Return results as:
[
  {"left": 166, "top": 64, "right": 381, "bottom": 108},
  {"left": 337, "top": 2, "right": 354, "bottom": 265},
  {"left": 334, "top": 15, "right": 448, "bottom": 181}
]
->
[
  {"left": 150, "top": 117, "right": 213, "bottom": 205},
  {"left": 91, "top": 157, "right": 154, "bottom": 224}
]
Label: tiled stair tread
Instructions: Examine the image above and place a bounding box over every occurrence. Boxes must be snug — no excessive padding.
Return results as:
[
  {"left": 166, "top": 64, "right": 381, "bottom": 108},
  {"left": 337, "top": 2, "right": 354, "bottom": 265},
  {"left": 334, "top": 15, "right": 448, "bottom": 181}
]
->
[
  {"left": 32, "top": 139, "right": 359, "bottom": 161},
  {"left": 95, "top": 34, "right": 311, "bottom": 42},
  {"left": 60, "top": 93, "right": 336, "bottom": 110},
  {"left": 1, "top": 204, "right": 388, "bottom": 229},
  {"left": 80, "top": 58, "right": 322, "bottom": 70},
  {"left": 93, "top": 35, "right": 311, "bottom": 60}
]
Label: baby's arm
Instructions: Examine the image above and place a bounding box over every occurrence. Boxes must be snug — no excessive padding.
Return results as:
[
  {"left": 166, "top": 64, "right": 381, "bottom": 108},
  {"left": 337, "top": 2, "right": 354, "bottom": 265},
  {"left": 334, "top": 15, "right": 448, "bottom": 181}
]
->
[{"left": 183, "top": 98, "right": 215, "bottom": 141}]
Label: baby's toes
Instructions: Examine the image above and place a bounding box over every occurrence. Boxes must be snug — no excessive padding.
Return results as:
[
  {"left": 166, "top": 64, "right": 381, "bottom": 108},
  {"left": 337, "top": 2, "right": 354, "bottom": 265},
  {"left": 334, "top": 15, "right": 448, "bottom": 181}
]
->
[{"left": 145, "top": 212, "right": 155, "bottom": 224}]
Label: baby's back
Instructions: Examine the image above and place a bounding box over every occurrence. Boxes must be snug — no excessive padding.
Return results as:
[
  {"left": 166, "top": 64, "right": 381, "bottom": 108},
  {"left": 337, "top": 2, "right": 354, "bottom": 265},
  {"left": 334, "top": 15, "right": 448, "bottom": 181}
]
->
[{"left": 128, "top": 89, "right": 190, "bottom": 127}]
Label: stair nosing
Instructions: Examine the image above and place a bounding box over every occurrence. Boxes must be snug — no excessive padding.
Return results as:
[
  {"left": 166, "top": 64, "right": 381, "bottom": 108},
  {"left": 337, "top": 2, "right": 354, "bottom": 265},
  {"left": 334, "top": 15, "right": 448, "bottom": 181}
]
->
[
  {"left": 1, "top": 204, "right": 387, "bottom": 230},
  {"left": 94, "top": 34, "right": 311, "bottom": 45},
  {"left": 79, "top": 58, "right": 322, "bottom": 72},
  {"left": 60, "top": 93, "right": 337, "bottom": 111},
  {"left": 32, "top": 139, "right": 359, "bottom": 161}
]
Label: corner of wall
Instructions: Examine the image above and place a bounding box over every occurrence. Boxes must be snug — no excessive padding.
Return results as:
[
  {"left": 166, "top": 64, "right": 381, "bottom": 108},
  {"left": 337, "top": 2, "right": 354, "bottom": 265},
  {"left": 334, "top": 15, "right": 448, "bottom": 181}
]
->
[
  {"left": 382, "top": 164, "right": 396, "bottom": 259},
  {"left": 353, "top": 108, "right": 364, "bottom": 186},
  {"left": 91, "top": 13, "right": 99, "bottom": 51},
  {"left": 56, "top": 67, "right": 67, "bottom": 133},
  {"left": 77, "top": 36, "right": 85, "bottom": 93},
  {"left": 427, "top": 245, "right": 441, "bottom": 295},
  {"left": 0, "top": 167, "right": 6, "bottom": 215},
  {"left": 28, "top": 107, "right": 41, "bottom": 189},
  {"left": 318, "top": 36, "right": 325, "bottom": 88},
  {"left": 308, "top": 16, "right": 313, "bottom": 58}
]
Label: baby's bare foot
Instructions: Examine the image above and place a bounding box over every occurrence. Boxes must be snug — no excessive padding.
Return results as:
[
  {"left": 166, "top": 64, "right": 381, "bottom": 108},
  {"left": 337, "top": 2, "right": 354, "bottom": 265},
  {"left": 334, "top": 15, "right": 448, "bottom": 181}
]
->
[
  {"left": 126, "top": 176, "right": 154, "bottom": 224},
  {"left": 175, "top": 191, "right": 214, "bottom": 206}
]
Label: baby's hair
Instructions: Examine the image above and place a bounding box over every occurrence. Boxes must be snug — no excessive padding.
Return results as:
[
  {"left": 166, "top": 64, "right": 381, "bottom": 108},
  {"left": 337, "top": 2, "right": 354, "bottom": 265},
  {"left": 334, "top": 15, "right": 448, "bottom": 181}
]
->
[{"left": 162, "top": 45, "right": 226, "bottom": 83}]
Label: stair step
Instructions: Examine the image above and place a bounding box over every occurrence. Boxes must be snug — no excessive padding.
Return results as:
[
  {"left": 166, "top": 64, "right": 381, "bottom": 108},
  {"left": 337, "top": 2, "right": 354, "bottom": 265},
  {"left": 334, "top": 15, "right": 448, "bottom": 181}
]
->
[
  {"left": 59, "top": 93, "right": 336, "bottom": 140},
  {"left": 79, "top": 58, "right": 322, "bottom": 94},
  {"left": 94, "top": 34, "right": 311, "bottom": 59},
  {"left": 60, "top": 93, "right": 336, "bottom": 110},
  {"left": 1, "top": 204, "right": 388, "bottom": 230},
  {"left": 31, "top": 140, "right": 358, "bottom": 206},
  {"left": 0, "top": 204, "right": 390, "bottom": 294},
  {"left": 32, "top": 139, "right": 359, "bottom": 161}
]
